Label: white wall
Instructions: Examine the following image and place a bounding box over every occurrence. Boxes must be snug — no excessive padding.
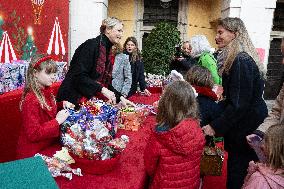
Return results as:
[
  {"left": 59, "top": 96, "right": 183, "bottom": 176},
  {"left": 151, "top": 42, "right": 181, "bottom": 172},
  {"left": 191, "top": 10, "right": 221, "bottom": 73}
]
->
[
  {"left": 69, "top": 0, "right": 108, "bottom": 61},
  {"left": 221, "top": 0, "right": 277, "bottom": 70}
]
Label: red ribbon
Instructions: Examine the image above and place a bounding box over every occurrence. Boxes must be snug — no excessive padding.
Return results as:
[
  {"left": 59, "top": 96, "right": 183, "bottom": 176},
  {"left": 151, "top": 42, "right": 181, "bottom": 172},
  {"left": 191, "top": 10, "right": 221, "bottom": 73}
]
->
[{"left": 33, "top": 56, "right": 53, "bottom": 69}]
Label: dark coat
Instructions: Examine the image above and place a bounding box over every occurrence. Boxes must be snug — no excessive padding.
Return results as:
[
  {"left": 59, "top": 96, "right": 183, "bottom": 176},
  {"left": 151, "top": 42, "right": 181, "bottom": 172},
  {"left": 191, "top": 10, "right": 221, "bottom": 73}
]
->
[
  {"left": 144, "top": 118, "right": 205, "bottom": 189},
  {"left": 169, "top": 54, "right": 197, "bottom": 76},
  {"left": 57, "top": 34, "right": 121, "bottom": 105},
  {"left": 123, "top": 51, "right": 147, "bottom": 97},
  {"left": 210, "top": 52, "right": 268, "bottom": 152},
  {"left": 193, "top": 85, "right": 222, "bottom": 127}
]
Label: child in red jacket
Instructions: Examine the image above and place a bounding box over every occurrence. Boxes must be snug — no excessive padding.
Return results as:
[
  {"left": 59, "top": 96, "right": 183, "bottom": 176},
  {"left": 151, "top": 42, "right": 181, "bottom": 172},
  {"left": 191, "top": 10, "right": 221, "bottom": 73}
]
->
[
  {"left": 242, "top": 124, "right": 284, "bottom": 189},
  {"left": 17, "top": 54, "right": 74, "bottom": 159},
  {"left": 144, "top": 81, "right": 205, "bottom": 189}
]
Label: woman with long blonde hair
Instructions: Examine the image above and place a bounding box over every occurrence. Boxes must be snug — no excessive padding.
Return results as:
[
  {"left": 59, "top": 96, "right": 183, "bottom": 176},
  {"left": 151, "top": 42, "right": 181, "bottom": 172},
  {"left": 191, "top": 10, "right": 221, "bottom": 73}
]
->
[{"left": 202, "top": 17, "right": 268, "bottom": 189}]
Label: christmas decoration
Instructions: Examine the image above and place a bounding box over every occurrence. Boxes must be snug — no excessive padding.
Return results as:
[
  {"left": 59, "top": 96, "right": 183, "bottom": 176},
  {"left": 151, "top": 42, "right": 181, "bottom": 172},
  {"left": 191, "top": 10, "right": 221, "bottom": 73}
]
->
[
  {"left": 47, "top": 17, "right": 66, "bottom": 59},
  {"left": 31, "top": 0, "right": 45, "bottom": 25},
  {"left": 9, "top": 10, "right": 26, "bottom": 56},
  {"left": 0, "top": 31, "right": 17, "bottom": 63},
  {"left": 0, "top": 16, "right": 4, "bottom": 40},
  {"left": 21, "top": 27, "right": 37, "bottom": 61}
]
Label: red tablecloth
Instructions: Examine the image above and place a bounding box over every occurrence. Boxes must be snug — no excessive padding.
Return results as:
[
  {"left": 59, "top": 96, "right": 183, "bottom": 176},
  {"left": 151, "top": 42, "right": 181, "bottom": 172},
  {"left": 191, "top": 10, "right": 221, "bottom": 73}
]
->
[
  {"left": 0, "top": 85, "right": 227, "bottom": 189},
  {"left": 40, "top": 93, "right": 161, "bottom": 189}
]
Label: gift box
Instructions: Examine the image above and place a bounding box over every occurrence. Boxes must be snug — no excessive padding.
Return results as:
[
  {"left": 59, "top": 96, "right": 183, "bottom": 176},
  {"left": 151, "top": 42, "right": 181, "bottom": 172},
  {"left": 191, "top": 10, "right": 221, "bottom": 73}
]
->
[
  {"left": 118, "top": 105, "right": 153, "bottom": 131},
  {"left": 0, "top": 60, "right": 66, "bottom": 94},
  {"left": 118, "top": 111, "right": 142, "bottom": 131}
]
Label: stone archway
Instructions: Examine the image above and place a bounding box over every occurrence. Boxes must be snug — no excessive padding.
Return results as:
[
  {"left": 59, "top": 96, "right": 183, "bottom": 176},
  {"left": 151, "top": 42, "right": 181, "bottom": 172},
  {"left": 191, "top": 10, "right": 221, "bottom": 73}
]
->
[
  {"left": 134, "top": 0, "right": 188, "bottom": 50},
  {"left": 264, "top": 0, "right": 284, "bottom": 99}
]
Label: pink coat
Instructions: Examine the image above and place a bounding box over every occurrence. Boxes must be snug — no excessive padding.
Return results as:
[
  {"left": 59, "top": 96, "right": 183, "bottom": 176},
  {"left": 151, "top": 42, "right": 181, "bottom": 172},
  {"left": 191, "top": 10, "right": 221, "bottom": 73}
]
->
[{"left": 242, "top": 161, "right": 284, "bottom": 189}]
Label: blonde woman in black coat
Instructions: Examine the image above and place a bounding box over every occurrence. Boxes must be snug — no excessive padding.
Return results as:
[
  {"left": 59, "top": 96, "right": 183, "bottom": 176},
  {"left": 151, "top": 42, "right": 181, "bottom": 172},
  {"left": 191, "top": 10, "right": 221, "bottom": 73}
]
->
[{"left": 202, "top": 17, "right": 268, "bottom": 189}]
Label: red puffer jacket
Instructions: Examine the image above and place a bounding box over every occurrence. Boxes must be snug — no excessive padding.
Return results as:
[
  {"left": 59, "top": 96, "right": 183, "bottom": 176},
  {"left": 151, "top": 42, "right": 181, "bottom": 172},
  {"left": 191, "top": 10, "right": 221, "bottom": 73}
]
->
[{"left": 144, "top": 118, "right": 205, "bottom": 189}]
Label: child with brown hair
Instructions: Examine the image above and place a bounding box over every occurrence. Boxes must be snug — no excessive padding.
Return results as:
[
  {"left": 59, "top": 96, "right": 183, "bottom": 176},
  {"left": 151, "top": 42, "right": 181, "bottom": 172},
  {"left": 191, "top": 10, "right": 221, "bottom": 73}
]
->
[
  {"left": 242, "top": 124, "right": 284, "bottom": 189},
  {"left": 17, "top": 54, "right": 74, "bottom": 159},
  {"left": 186, "top": 65, "right": 222, "bottom": 127},
  {"left": 144, "top": 81, "right": 205, "bottom": 189}
]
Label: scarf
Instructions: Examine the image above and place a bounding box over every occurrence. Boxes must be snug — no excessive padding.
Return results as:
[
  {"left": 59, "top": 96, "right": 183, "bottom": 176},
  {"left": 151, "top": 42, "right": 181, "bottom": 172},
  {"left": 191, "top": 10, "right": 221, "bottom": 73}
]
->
[
  {"left": 192, "top": 85, "right": 218, "bottom": 101},
  {"left": 96, "top": 38, "right": 114, "bottom": 87}
]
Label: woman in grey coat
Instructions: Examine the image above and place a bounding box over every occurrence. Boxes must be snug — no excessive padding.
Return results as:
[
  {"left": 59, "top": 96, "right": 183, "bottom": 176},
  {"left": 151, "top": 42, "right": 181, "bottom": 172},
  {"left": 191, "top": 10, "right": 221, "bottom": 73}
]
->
[{"left": 112, "top": 43, "right": 132, "bottom": 97}]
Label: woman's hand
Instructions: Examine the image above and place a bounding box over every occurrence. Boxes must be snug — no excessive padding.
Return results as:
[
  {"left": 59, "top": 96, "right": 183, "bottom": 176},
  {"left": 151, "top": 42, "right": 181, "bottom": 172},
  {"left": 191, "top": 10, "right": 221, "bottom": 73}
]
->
[
  {"left": 56, "top": 109, "right": 70, "bottom": 125},
  {"left": 101, "top": 87, "right": 117, "bottom": 104},
  {"left": 63, "top": 101, "right": 75, "bottom": 109},
  {"left": 143, "top": 89, "right": 151, "bottom": 96},
  {"left": 120, "top": 96, "right": 136, "bottom": 108},
  {"left": 202, "top": 125, "right": 216, "bottom": 136}
]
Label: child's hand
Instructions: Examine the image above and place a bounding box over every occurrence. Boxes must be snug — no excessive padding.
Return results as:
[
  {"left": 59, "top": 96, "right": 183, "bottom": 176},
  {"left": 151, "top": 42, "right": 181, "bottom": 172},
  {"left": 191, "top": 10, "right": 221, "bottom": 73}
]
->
[
  {"left": 63, "top": 101, "right": 75, "bottom": 109},
  {"left": 202, "top": 125, "right": 215, "bottom": 136},
  {"left": 56, "top": 109, "right": 70, "bottom": 125}
]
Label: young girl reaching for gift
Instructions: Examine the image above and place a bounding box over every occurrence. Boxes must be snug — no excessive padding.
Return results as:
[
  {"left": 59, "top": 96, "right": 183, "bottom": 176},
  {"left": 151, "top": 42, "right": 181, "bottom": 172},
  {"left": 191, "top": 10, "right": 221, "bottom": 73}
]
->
[
  {"left": 242, "top": 124, "right": 284, "bottom": 189},
  {"left": 144, "top": 81, "right": 205, "bottom": 189},
  {"left": 17, "top": 54, "right": 74, "bottom": 159}
]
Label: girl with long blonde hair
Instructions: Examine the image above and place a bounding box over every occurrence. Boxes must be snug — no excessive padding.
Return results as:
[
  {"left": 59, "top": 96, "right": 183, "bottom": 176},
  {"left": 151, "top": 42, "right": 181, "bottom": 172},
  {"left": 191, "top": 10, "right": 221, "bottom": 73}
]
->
[{"left": 17, "top": 54, "right": 73, "bottom": 159}]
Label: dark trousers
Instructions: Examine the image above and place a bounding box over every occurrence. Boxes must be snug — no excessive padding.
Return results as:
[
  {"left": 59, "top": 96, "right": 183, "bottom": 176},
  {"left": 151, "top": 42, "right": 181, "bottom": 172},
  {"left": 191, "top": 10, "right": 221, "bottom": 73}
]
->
[{"left": 226, "top": 150, "right": 258, "bottom": 189}]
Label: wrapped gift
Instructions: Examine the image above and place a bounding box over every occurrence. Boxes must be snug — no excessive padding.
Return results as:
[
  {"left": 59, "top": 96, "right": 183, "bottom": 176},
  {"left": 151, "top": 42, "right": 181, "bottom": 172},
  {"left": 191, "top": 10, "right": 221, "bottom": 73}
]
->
[
  {"left": 119, "top": 110, "right": 141, "bottom": 131},
  {"left": 118, "top": 104, "right": 154, "bottom": 131},
  {"left": 0, "top": 60, "right": 66, "bottom": 94},
  {"left": 61, "top": 98, "right": 129, "bottom": 174}
]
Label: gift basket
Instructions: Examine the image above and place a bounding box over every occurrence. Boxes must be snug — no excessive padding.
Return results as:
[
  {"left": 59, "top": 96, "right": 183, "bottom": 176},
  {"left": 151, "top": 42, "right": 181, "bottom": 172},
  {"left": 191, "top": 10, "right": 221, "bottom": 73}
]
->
[
  {"left": 61, "top": 98, "right": 129, "bottom": 174},
  {"left": 200, "top": 137, "right": 224, "bottom": 176}
]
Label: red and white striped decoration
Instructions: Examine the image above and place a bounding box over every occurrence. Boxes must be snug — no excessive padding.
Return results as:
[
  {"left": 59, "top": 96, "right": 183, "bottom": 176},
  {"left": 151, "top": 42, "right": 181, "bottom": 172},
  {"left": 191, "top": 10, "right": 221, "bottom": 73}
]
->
[
  {"left": 47, "top": 17, "right": 66, "bottom": 56},
  {"left": 0, "top": 31, "right": 17, "bottom": 63}
]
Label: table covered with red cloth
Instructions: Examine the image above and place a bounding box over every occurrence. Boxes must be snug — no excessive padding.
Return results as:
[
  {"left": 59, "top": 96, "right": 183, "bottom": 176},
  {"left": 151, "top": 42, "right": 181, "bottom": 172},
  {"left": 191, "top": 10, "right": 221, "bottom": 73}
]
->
[
  {"left": 40, "top": 93, "right": 161, "bottom": 189},
  {"left": 0, "top": 85, "right": 227, "bottom": 189}
]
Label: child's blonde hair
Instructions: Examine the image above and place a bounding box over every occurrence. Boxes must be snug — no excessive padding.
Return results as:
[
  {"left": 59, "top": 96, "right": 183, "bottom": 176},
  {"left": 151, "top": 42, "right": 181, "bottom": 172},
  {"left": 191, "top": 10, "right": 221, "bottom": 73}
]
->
[
  {"left": 186, "top": 65, "right": 214, "bottom": 88},
  {"left": 19, "top": 54, "right": 57, "bottom": 111},
  {"left": 156, "top": 81, "right": 199, "bottom": 128},
  {"left": 264, "top": 124, "right": 284, "bottom": 173}
]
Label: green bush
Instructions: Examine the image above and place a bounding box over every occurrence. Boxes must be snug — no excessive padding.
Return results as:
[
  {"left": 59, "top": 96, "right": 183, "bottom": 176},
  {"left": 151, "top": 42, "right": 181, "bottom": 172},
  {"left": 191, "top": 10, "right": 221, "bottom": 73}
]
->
[{"left": 142, "top": 22, "right": 181, "bottom": 75}]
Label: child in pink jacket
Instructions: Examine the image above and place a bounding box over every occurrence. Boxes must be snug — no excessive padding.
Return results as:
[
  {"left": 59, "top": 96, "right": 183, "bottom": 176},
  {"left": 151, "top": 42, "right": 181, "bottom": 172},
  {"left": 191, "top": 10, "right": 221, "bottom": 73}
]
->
[{"left": 242, "top": 124, "right": 284, "bottom": 189}]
